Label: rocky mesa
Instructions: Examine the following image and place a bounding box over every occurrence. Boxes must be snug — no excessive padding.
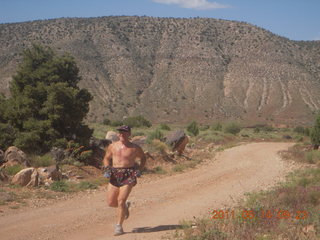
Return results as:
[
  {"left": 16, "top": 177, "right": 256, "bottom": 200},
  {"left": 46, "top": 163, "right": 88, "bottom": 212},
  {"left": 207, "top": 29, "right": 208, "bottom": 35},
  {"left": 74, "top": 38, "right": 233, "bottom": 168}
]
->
[{"left": 0, "top": 16, "right": 320, "bottom": 125}]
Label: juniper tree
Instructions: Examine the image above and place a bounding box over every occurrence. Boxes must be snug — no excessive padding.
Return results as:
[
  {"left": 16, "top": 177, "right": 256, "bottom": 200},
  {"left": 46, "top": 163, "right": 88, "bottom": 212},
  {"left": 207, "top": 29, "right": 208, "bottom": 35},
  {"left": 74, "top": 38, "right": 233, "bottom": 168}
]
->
[{"left": 2, "top": 44, "right": 93, "bottom": 153}]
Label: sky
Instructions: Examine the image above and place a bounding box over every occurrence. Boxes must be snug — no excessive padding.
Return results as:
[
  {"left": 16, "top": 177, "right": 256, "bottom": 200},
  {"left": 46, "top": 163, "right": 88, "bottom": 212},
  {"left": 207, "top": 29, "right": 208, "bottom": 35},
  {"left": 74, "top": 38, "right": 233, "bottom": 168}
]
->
[{"left": 0, "top": 0, "right": 319, "bottom": 41}]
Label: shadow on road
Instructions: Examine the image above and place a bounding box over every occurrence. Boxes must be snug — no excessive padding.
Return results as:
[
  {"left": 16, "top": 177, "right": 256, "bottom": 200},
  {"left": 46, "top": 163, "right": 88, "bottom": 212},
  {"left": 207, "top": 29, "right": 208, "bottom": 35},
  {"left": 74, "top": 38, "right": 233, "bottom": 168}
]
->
[{"left": 131, "top": 224, "right": 182, "bottom": 233}]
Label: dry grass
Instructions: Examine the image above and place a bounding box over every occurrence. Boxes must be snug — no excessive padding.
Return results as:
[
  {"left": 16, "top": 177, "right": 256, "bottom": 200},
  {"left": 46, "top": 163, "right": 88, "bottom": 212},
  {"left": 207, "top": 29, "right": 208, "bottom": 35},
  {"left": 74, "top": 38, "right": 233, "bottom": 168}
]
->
[
  {"left": 174, "top": 167, "right": 320, "bottom": 240},
  {"left": 280, "top": 143, "right": 320, "bottom": 165}
]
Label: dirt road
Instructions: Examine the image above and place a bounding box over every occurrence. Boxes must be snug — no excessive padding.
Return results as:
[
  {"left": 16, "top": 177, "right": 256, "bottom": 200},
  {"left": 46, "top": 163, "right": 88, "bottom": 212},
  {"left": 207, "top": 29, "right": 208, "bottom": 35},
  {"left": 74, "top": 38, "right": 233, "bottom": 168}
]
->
[{"left": 0, "top": 142, "right": 296, "bottom": 240}]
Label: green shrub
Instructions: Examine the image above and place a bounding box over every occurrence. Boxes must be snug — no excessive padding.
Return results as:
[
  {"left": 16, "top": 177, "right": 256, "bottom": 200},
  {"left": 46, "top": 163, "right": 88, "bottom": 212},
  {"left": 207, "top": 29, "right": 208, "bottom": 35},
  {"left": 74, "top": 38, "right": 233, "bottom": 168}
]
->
[
  {"left": 159, "top": 123, "right": 171, "bottom": 131},
  {"left": 293, "top": 126, "right": 310, "bottom": 136},
  {"left": 294, "top": 135, "right": 304, "bottom": 142},
  {"left": 200, "top": 125, "right": 210, "bottom": 131},
  {"left": 173, "top": 164, "right": 187, "bottom": 172},
  {"left": 211, "top": 122, "right": 222, "bottom": 131},
  {"left": 30, "top": 154, "right": 55, "bottom": 167},
  {"left": 102, "top": 118, "right": 111, "bottom": 125},
  {"left": 147, "top": 129, "right": 163, "bottom": 143},
  {"left": 254, "top": 127, "right": 260, "bottom": 133},
  {"left": 64, "top": 141, "right": 93, "bottom": 165},
  {"left": 73, "top": 161, "right": 85, "bottom": 167},
  {"left": 200, "top": 133, "right": 224, "bottom": 143},
  {"left": 149, "top": 139, "right": 169, "bottom": 153},
  {"left": 310, "top": 115, "right": 320, "bottom": 148},
  {"left": 78, "top": 150, "right": 93, "bottom": 164},
  {"left": 53, "top": 138, "right": 68, "bottom": 148},
  {"left": 306, "top": 150, "right": 320, "bottom": 164},
  {"left": 110, "top": 120, "right": 123, "bottom": 127},
  {"left": 77, "top": 181, "right": 98, "bottom": 190},
  {"left": 123, "top": 115, "right": 151, "bottom": 128},
  {"left": 187, "top": 121, "right": 199, "bottom": 136},
  {"left": 49, "top": 180, "right": 70, "bottom": 192},
  {"left": 153, "top": 166, "right": 167, "bottom": 174},
  {"left": 4, "top": 165, "right": 24, "bottom": 176},
  {"left": 261, "top": 125, "right": 274, "bottom": 132},
  {"left": 131, "top": 131, "right": 145, "bottom": 137},
  {"left": 224, "top": 122, "right": 241, "bottom": 135},
  {"left": 294, "top": 126, "right": 305, "bottom": 134}
]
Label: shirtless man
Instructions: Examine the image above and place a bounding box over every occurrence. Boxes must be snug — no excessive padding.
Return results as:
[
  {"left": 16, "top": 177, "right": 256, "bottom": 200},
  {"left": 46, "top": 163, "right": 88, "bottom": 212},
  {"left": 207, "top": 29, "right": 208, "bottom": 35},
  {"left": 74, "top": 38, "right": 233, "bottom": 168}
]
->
[{"left": 102, "top": 125, "right": 146, "bottom": 236}]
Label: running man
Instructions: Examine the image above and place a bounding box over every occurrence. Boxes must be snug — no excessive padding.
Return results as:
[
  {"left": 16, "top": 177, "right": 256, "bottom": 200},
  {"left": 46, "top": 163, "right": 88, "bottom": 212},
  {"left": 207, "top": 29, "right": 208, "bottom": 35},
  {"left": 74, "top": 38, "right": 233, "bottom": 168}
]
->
[{"left": 102, "top": 125, "right": 146, "bottom": 236}]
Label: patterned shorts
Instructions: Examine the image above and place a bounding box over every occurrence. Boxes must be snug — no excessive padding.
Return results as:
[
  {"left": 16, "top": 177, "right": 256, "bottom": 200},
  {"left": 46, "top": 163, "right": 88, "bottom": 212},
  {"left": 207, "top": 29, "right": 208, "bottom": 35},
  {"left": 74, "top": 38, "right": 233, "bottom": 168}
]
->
[{"left": 109, "top": 167, "right": 138, "bottom": 187}]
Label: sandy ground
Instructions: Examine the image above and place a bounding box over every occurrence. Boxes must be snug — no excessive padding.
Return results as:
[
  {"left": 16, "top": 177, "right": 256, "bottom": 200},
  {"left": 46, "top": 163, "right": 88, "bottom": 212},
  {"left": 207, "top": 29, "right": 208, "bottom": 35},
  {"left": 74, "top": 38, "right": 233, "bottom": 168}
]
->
[{"left": 0, "top": 142, "right": 296, "bottom": 240}]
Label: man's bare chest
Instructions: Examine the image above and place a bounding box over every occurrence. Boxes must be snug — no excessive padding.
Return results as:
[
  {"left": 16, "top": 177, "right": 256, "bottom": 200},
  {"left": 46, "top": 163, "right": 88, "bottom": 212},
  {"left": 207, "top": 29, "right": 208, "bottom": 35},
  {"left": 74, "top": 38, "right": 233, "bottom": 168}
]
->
[{"left": 113, "top": 147, "right": 137, "bottom": 159}]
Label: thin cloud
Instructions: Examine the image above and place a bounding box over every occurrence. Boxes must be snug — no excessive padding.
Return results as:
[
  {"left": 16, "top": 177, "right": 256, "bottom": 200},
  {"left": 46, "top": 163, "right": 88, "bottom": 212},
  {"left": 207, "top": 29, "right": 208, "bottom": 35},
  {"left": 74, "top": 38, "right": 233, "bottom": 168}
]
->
[{"left": 152, "top": 0, "right": 230, "bottom": 10}]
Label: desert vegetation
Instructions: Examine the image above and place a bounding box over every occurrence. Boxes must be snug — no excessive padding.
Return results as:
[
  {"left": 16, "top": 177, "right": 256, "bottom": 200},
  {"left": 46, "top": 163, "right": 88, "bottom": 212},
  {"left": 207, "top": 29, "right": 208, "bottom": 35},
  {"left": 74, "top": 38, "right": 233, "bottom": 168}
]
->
[
  {"left": 169, "top": 119, "right": 320, "bottom": 240},
  {"left": 1, "top": 18, "right": 320, "bottom": 238},
  {"left": 1, "top": 45, "right": 319, "bottom": 239},
  {"left": 174, "top": 165, "right": 319, "bottom": 240},
  {"left": 1, "top": 17, "right": 320, "bottom": 124},
  {"left": 1, "top": 110, "right": 319, "bottom": 239}
]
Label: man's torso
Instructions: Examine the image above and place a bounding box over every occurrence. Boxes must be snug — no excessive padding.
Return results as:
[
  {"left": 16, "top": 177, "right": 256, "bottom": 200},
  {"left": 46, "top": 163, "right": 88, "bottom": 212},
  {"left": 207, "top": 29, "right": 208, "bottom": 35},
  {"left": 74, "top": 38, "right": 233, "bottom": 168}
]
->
[{"left": 111, "top": 141, "right": 139, "bottom": 168}]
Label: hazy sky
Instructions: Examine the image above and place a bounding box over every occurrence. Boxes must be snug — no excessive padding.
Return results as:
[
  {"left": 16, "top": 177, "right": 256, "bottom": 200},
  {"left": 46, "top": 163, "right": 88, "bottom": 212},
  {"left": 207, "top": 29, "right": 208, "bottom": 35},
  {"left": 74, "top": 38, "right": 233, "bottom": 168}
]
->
[{"left": 1, "top": 0, "right": 319, "bottom": 41}]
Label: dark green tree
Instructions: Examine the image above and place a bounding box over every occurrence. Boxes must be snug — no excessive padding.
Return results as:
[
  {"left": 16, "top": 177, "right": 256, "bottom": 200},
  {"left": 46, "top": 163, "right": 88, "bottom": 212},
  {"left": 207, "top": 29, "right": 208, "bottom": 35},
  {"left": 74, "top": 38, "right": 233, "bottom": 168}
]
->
[
  {"left": 310, "top": 115, "right": 320, "bottom": 149},
  {"left": 0, "top": 94, "right": 16, "bottom": 149},
  {"left": 4, "top": 44, "right": 93, "bottom": 153}
]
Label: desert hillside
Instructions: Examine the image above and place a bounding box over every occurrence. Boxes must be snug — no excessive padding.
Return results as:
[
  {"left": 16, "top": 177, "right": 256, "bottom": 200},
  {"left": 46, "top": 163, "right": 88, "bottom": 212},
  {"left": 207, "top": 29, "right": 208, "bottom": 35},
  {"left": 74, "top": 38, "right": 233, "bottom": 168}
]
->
[{"left": 0, "top": 16, "right": 320, "bottom": 125}]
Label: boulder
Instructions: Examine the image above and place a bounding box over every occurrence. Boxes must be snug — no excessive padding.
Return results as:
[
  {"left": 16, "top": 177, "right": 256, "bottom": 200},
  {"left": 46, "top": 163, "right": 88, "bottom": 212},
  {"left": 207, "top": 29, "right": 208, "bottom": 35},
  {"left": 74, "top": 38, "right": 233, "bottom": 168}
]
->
[
  {"left": 105, "top": 131, "right": 119, "bottom": 142},
  {"left": 38, "top": 165, "right": 62, "bottom": 182},
  {"left": 0, "top": 149, "right": 4, "bottom": 165},
  {"left": 165, "top": 130, "right": 186, "bottom": 147},
  {"left": 90, "top": 137, "right": 111, "bottom": 150},
  {"left": 173, "top": 136, "right": 189, "bottom": 156},
  {"left": 26, "top": 169, "right": 39, "bottom": 187},
  {"left": 0, "top": 168, "right": 9, "bottom": 182},
  {"left": 11, "top": 168, "right": 36, "bottom": 186},
  {"left": 4, "top": 146, "right": 30, "bottom": 167},
  {"left": 131, "top": 136, "right": 147, "bottom": 146},
  {"left": 165, "top": 130, "right": 189, "bottom": 155}
]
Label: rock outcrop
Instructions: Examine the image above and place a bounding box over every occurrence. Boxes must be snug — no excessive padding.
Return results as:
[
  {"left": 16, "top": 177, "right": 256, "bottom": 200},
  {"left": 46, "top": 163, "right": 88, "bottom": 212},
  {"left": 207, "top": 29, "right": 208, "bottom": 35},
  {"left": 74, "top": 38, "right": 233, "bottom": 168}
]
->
[
  {"left": 12, "top": 165, "right": 64, "bottom": 187},
  {"left": 105, "top": 131, "right": 119, "bottom": 142},
  {"left": 0, "top": 150, "right": 4, "bottom": 165},
  {"left": 4, "top": 146, "right": 30, "bottom": 167},
  {"left": 0, "top": 168, "right": 9, "bottom": 182},
  {"left": 38, "top": 165, "right": 62, "bottom": 183},
  {"left": 11, "top": 168, "right": 36, "bottom": 186},
  {"left": 165, "top": 130, "right": 189, "bottom": 155}
]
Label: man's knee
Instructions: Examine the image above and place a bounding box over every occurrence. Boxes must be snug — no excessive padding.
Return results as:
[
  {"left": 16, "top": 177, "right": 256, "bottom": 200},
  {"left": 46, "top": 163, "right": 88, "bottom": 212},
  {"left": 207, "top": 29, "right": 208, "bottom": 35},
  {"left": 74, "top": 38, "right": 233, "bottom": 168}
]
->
[
  {"left": 117, "top": 198, "right": 126, "bottom": 208},
  {"left": 107, "top": 198, "right": 118, "bottom": 207}
]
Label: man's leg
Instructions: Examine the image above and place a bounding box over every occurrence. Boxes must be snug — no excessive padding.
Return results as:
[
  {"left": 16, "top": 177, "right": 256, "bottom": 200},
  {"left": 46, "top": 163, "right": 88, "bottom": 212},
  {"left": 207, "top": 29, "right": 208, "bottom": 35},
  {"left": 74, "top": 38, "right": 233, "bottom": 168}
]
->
[
  {"left": 117, "top": 184, "right": 134, "bottom": 225},
  {"left": 107, "top": 183, "right": 119, "bottom": 207}
]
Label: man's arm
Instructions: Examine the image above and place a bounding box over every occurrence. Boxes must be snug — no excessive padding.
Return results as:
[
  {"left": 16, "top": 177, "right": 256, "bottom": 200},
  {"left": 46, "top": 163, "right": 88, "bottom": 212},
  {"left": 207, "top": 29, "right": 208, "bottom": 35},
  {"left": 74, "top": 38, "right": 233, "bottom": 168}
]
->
[{"left": 102, "top": 144, "right": 113, "bottom": 168}]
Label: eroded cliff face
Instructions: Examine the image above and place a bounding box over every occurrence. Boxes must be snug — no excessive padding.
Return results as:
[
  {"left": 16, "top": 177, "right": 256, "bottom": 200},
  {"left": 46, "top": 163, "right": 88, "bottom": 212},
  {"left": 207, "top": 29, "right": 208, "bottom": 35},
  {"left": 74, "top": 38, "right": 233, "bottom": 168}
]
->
[{"left": 1, "top": 16, "right": 320, "bottom": 124}]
